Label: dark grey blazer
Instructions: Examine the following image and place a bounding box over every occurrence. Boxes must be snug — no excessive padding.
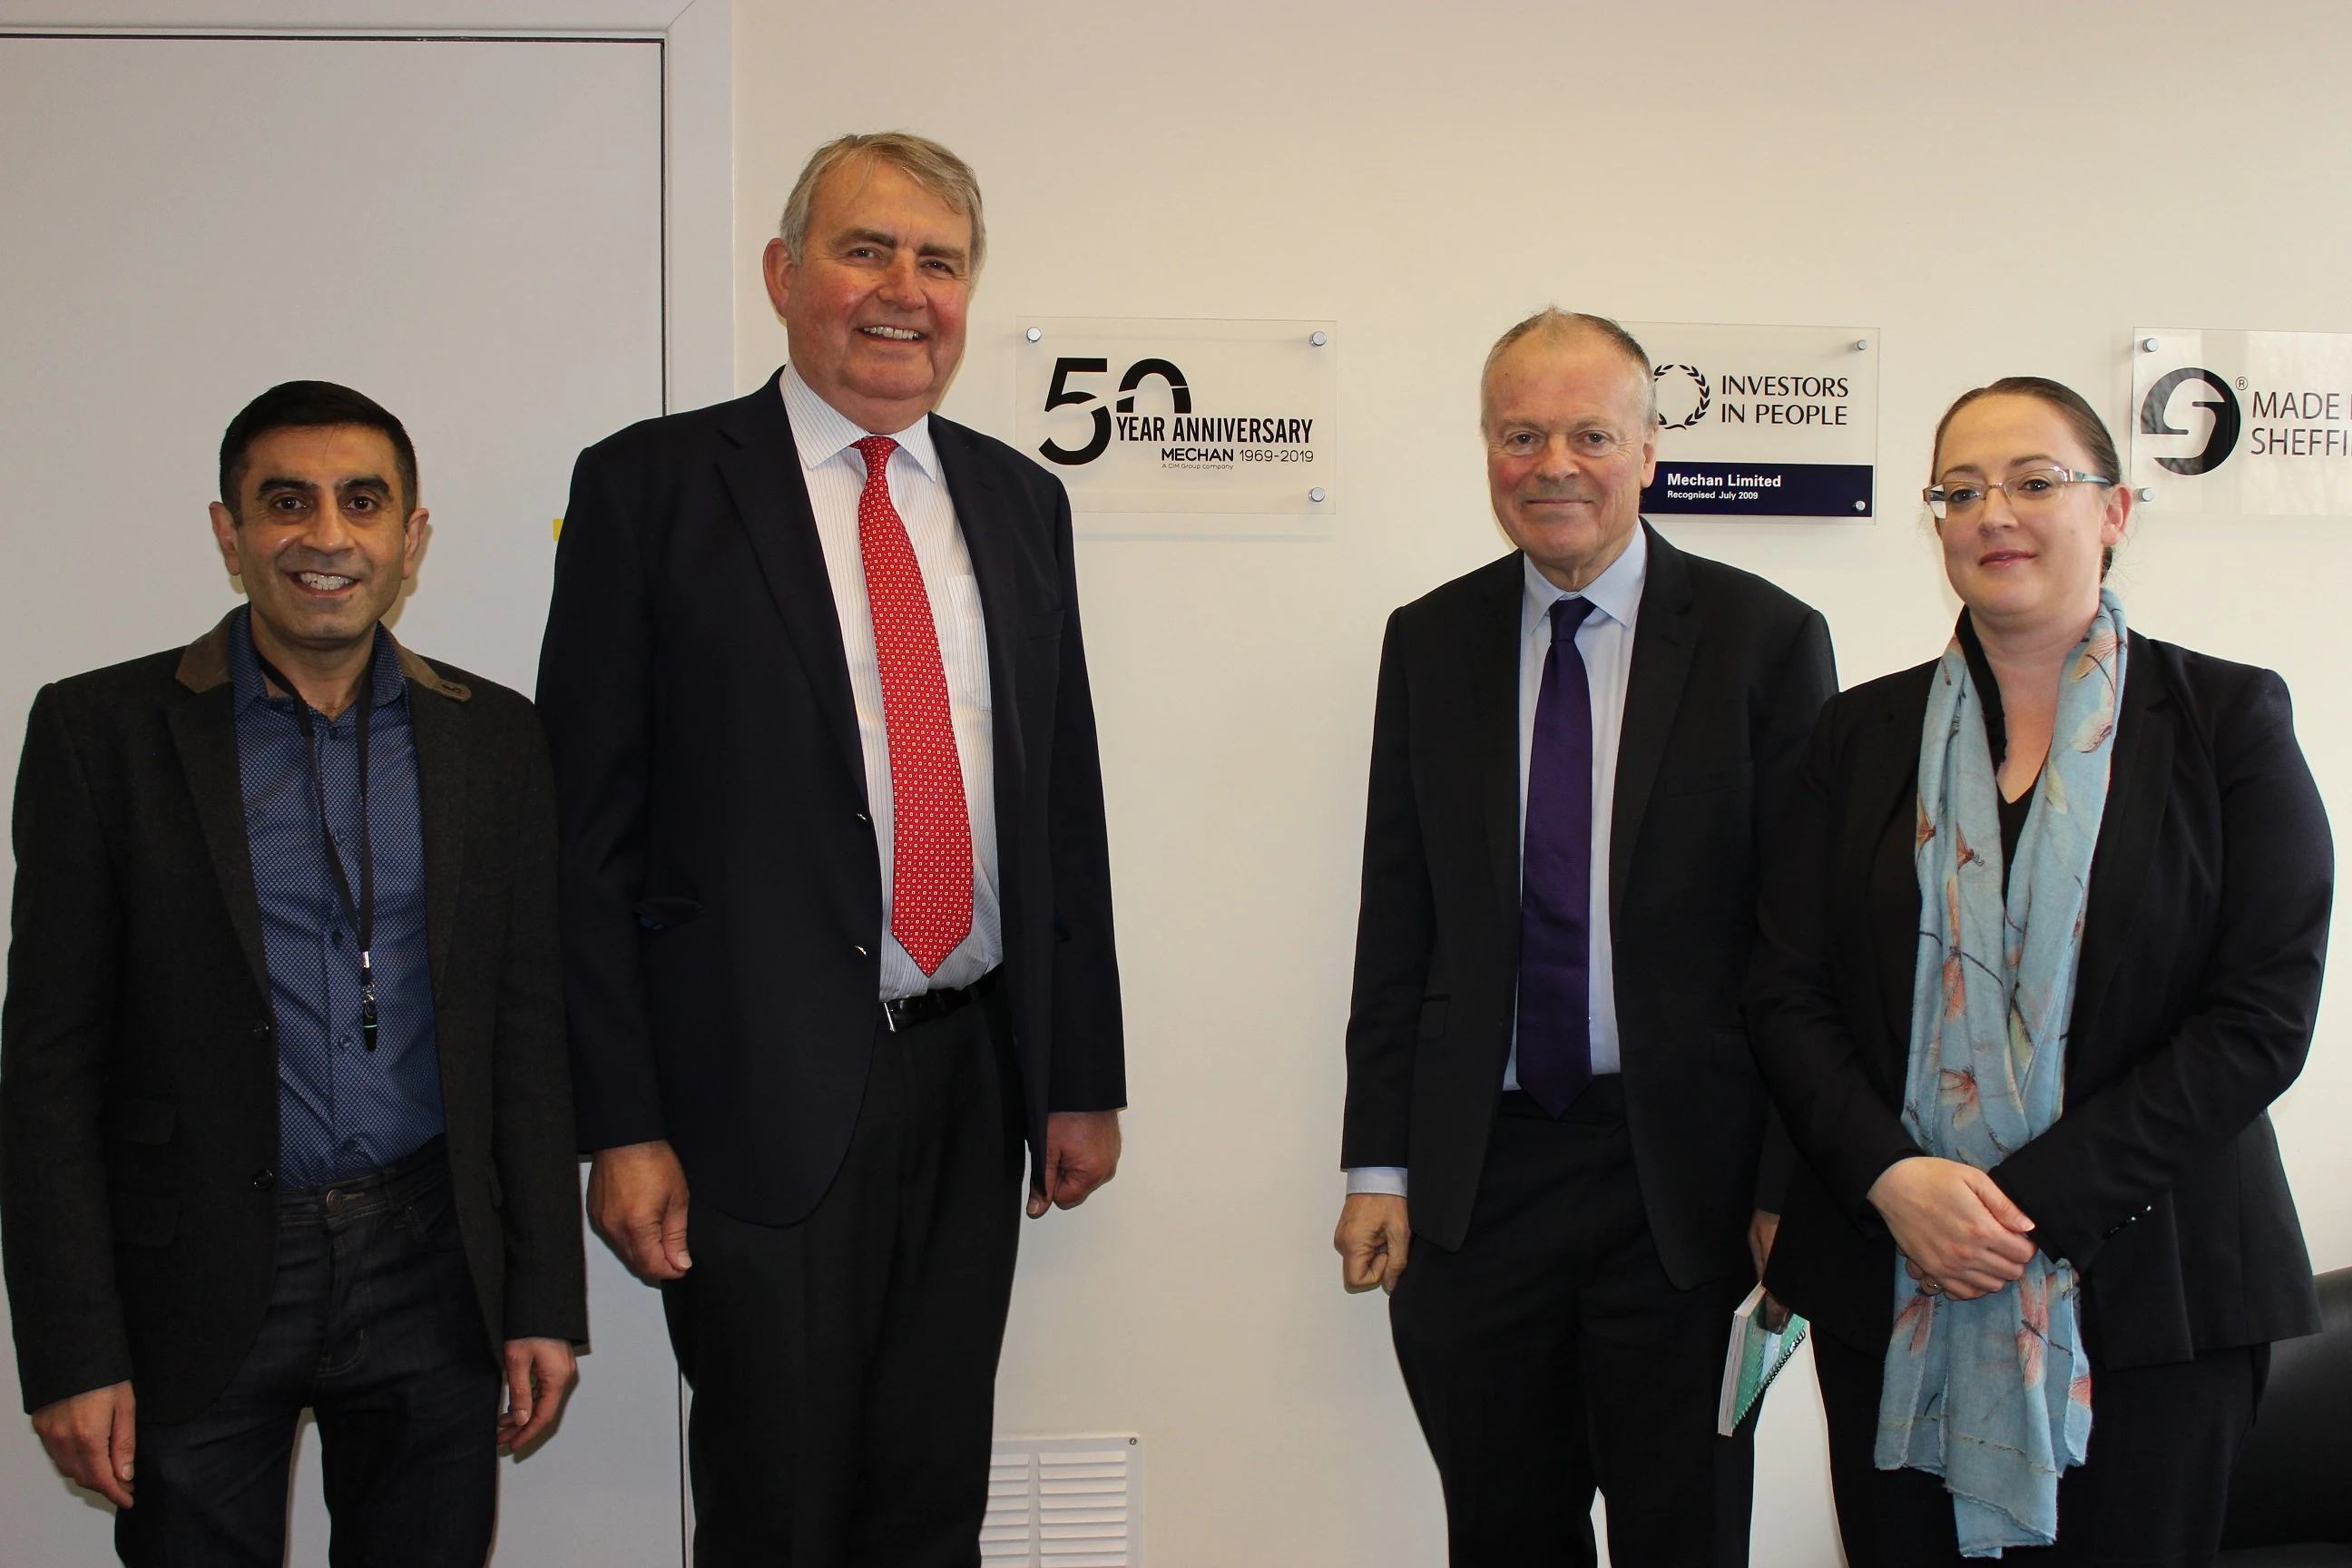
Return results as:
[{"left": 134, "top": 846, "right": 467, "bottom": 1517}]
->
[
  {"left": 1341, "top": 525, "right": 1838, "bottom": 1285},
  {"left": 1749, "top": 633, "right": 2329, "bottom": 1367},
  {"left": 0, "top": 612, "right": 587, "bottom": 1422}
]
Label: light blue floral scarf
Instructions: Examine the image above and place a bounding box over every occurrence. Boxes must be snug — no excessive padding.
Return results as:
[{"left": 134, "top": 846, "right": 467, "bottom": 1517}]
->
[{"left": 1877, "top": 589, "right": 2125, "bottom": 1555}]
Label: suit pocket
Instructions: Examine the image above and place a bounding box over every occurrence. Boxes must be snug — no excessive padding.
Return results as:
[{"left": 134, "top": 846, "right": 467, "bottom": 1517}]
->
[
  {"left": 110, "top": 1190, "right": 179, "bottom": 1249},
  {"left": 1662, "top": 764, "right": 1749, "bottom": 799},
  {"left": 103, "top": 1095, "right": 176, "bottom": 1146},
  {"left": 634, "top": 896, "right": 705, "bottom": 931}
]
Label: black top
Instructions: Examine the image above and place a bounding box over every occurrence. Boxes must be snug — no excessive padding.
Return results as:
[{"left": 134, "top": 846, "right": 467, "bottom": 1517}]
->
[
  {"left": 1749, "top": 631, "right": 2329, "bottom": 1367},
  {"left": 0, "top": 612, "right": 586, "bottom": 1421},
  {"left": 1956, "top": 611, "right": 2039, "bottom": 889},
  {"left": 1341, "top": 526, "right": 1838, "bottom": 1281}
]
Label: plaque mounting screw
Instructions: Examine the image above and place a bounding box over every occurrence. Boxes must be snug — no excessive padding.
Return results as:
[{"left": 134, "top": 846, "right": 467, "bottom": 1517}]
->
[
  {"left": 1025, "top": 328, "right": 1043, "bottom": 342},
  {"left": 2141, "top": 338, "right": 2160, "bottom": 353},
  {"left": 1310, "top": 331, "right": 1328, "bottom": 347},
  {"left": 2136, "top": 487, "right": 2153, "bottom": 501},
  {"left": 1308, "top": 487, "right": 1327, "bottom": 503},
  {"left": 1854, "top": 500, "right": 1867, "bottom": 512},
  {"left": 1853, "top": 339, "right": 1868, "bottom": 352}
]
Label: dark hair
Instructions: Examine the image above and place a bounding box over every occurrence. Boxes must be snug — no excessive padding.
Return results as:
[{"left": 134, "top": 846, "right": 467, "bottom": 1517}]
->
[
  {"left": 218, "top": 381, "right": 417, "bottom": 518},
  {"left": 1929, "top": 375, "right": 2122, "bottom": 574}
]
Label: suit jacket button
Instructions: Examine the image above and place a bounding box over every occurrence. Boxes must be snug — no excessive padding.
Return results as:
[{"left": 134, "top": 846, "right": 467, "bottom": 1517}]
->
[
  {"left": 251, "top": 1169, "right": 276, "bottom": 1191},
  {"left": 253, "top": 1021, "right": 271, "bottom": 1039},
  {"left": 853, "top": 944, "right": 868, "bottom": 957},
  {"left": 855, "top": 812, "right": 869, "bottom": 824}
]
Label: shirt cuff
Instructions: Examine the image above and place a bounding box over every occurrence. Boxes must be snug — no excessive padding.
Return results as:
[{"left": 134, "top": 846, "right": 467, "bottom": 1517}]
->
[{"left": 1346, "top": 1166, "right": 1408, "bottom": 1198}]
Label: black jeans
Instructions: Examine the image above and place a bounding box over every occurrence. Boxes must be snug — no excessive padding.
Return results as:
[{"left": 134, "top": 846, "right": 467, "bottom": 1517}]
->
[
  {"left": 665, "top": 991, "right": 1025, "bottom": 1568},
  {"left": 1387, "top": 1081, "right": 1759, "bottom": 1568},
  {"left": 116, "top": 1138, "right": 501, "bottom": 1568}
]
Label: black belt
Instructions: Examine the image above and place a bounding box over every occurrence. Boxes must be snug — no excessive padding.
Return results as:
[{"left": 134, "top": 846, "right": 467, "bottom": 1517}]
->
[{"left": 880, "top": 970, "right": 996, "bottom": 1034}]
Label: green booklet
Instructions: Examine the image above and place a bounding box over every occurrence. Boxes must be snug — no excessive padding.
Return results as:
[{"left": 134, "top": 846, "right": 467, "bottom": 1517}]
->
[{"left": 1717, "top": 1284, "right": 1808, "bottom": 1436}]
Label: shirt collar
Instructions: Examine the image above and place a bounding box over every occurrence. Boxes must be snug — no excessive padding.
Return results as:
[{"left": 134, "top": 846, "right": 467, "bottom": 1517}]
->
[
  {"left": 1522, "top": 520, "right": 1650, "bottom": 637},
  {"left": 779, "top": 364, "right": 943, "bottom": 484},
  {"left": 230, "top": 605, "right": 406, "bottom": 717}
]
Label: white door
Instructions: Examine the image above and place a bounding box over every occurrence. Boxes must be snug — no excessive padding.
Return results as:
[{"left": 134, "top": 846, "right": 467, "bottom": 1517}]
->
[{"left": 0, "top": 34, "right": 681, "bottom": 1565}]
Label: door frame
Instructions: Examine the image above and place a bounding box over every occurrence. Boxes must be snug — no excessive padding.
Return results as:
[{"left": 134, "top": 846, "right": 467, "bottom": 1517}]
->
[{"left": 0, "top": 0, "right": 736, "bottom": 415}]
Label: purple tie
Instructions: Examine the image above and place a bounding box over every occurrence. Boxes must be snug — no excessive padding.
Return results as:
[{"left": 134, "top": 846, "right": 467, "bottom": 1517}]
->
[{"left": 1518, "top": 595, "right": 1600, "bottom": 1118}]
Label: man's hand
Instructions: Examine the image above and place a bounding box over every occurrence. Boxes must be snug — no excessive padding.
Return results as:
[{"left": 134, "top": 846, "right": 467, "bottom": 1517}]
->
[
  {"left": 1867, "top": 1155, "right": 2038, "bottom": 1299},
  {"left": 1029, "top": 1111, "right": 1121, "bottom": 1218},
  {"left": 32, "top": 1381, "right": 135, "bottom": 1509},
  {"left": 587, "top": 1140, "right": 692, "bottom": 1281},
  {"left": 497, "top": 1338, "right": 578, "bottom": 1456},
  {"left": 1335, "top": 1194, "right": 1411, "bottom": 1294}
]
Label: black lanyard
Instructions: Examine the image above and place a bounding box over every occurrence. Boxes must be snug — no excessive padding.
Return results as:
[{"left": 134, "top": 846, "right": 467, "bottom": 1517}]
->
[{"left": 253, "top": 648, "right": 379, "bottom": 1051}]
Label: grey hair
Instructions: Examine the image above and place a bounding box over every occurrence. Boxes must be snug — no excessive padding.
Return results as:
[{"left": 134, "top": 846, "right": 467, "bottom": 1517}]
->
[
  {"left": 1480, "top": 309, "right": 1658, "bottom": 433},
  {"left": 777, "top": 131, "right": 986, "bottom": 274}
]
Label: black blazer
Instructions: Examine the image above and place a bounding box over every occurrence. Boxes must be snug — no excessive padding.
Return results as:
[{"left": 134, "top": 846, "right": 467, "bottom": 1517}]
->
[
  {"left": 1342, "top": 526, "right": 1837, "bottom": 1283},
  {"left": 1749, "top": 633, "right": 2329, "bottom": 1367},
  {"left": 537, "top": 372, "right": 1124, "bottom": 1228},
  {"left": 0, "top": 614, "right": 587, "bottom": 1423}
]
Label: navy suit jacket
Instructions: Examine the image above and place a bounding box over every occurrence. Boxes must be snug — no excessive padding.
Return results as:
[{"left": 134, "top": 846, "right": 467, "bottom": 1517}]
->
[
  {"left": 1342, "top": 527, "right": 1836, "bottom": 1284},
  {"left": 538, "top": 372, "right": 1124, "bottom": 1226}
]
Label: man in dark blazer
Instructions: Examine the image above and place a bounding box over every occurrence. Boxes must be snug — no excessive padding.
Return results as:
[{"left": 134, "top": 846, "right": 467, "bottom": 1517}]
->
[
  {"left": 1, "top": 380, "right": 586, "bottom": 1566},
  {"left": 538, "top": 132, "right": 1124, "bottom": 1564},
  {"left": 1335, "top": 311, "right": 1837, "bottom": 1567}
]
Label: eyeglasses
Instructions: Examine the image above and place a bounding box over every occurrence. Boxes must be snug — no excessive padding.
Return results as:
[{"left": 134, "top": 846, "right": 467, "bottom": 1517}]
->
[{"left": 1923, "top": 466, "right": 2115, "bottom": 521}]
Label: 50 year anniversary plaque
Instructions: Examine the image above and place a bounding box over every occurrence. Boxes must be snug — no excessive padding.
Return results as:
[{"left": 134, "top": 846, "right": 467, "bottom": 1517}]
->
[
  {"left": 1014, "top": 317, "right": 1337, "bottom": 515},
  {"left": 1625, "top": 321, "right": 1880, "bottom": 521}
]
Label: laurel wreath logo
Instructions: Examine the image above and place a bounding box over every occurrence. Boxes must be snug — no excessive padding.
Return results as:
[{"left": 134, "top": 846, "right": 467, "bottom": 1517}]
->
[{"left": 1653, "top": 364, "right": 1711, "bottom": 430}]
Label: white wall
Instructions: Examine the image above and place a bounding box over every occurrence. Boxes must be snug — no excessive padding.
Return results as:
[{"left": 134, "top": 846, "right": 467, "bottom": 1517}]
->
[{"left": 730, "top": 2, "right": 2352, "bottom": 1563}]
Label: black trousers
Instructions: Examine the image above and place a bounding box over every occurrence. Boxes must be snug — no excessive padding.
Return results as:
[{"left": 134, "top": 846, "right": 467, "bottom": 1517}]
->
[
  {"left": 1387, "top": 1081, "right": 1757, "bottom": 1568},
  {"left": 115, "top": 1140, "right": 500, "bottom": 1568},
  {"left": 665, "top": 991, "right": 1025, "bottom": 1568},
  {"left": 1814, "top": 1324, "right": 2265, "bottom": 1567}
]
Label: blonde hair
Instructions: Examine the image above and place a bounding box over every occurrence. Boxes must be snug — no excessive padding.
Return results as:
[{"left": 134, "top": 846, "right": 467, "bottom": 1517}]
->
[
  {"left": 778, "top": 131, "right": 986, "bottom": 273},
  {"left": 1480, "top": 309, "right": 1657, "bottom": 433}
]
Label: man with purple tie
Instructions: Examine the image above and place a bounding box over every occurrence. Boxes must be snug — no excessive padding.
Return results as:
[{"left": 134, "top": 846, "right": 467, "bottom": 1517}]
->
[{"left": 1333, "top": 311, "right": 1836, "bottom": 1566}]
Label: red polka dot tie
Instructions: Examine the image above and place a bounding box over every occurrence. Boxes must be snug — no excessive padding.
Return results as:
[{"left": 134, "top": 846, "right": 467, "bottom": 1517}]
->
[{"left": 853, "top": 436, "right": 972, "bottom": 975}]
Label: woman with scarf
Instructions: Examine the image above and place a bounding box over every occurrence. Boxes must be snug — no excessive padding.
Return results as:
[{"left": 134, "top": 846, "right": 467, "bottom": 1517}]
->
[{"left": 1748, "top": 376, "right": 2330, "bottom": 1564}]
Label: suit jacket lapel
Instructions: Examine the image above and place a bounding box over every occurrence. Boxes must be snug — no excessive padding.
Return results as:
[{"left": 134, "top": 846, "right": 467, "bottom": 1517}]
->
[
  {"left": 167, "top": 685, "right": 270, "bottom": 999},
  {"left": 933, "top": 418, "right": 1028, "bottom": 816},
  {"left": 1470, "top": 557, "right": 1528, "bottom": 927},
  {"left": 407, "top": 683, "right": 466, "bottom": 996},
  {"left": 2072, "top": 632, "right": 2171, "bottom": 1044},
  {"left": 1608, "top": 524, "right": 1698, "bottom": 922},
  {"left": 716, "top": 377, "right": 867, "bottom": 793},
  {"left": 1840, "top": 684, "right": 1927, "bottom": 1057}
]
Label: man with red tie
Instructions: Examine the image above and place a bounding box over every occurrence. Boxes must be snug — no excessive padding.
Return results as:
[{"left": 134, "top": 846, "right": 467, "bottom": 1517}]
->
[{"left": 537, "top": 132, "right": 1125, "bottom": 1565}]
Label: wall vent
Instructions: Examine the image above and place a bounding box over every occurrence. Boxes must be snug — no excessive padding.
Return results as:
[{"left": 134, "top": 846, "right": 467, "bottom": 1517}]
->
[{"left": 983, "top": 1432, "right": 1143, "bottom": 1567}]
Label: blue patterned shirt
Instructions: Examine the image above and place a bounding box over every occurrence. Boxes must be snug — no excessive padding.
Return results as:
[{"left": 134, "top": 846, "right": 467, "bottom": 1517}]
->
[{"left": 230, "top": 609, "right": 443, "bottom": 1185}]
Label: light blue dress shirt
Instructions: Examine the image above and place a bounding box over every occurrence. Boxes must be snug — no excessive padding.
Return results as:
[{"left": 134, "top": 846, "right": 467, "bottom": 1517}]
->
[{"left": 1348, "top": 525, "right": 1651, "bottom": 1198}]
